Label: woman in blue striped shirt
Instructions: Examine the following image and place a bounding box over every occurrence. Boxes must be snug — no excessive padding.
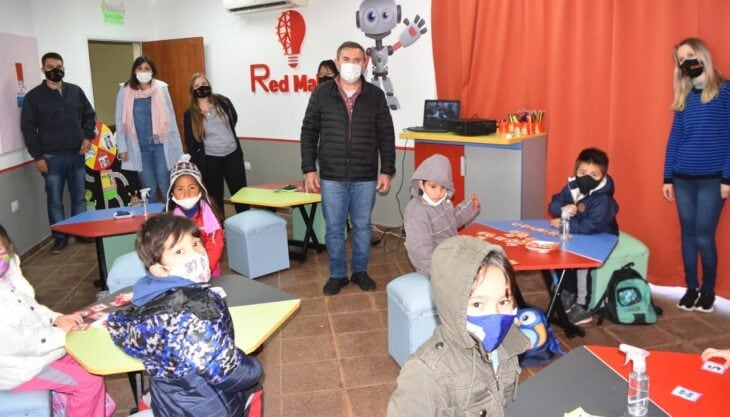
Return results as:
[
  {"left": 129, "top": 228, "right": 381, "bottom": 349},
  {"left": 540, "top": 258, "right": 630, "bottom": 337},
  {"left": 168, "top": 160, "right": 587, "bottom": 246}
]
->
[{"left": 662, "top": 38, "right": 730, "bottom": 313}]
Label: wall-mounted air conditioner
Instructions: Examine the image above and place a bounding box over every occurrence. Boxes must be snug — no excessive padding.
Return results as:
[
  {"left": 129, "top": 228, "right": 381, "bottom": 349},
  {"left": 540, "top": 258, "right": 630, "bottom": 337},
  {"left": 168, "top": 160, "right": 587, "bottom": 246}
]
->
[{"left": 223, "top": 0, "right": 308, "bottom": 14}]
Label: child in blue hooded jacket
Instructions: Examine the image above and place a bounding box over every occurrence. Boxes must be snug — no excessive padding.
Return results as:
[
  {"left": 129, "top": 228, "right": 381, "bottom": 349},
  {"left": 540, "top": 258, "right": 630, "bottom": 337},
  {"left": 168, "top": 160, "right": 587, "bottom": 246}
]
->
[
  {"left": 548, "top": 147, "right": 619, "bottom": 325},
  {"left": 107, "top": 214, "right": 262, "bottom": 417}
]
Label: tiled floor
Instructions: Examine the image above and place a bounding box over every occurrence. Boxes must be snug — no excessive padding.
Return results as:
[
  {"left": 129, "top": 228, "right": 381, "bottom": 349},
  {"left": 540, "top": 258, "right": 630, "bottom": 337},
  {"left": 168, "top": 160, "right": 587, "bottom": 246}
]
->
[{"left": 20, "top": 212, "right": 730, "bottom": 417}]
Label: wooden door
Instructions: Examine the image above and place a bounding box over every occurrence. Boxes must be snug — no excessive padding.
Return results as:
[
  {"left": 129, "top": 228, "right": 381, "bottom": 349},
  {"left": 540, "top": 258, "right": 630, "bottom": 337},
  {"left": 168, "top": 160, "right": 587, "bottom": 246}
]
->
[{"left": 141, "top": 37, "right": 205, "bottom": 148}]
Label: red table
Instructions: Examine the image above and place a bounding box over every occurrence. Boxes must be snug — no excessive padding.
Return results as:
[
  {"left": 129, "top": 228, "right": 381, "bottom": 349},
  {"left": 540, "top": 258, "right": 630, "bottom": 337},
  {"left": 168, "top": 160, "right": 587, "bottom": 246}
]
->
[
  {"left": 50, "top": 204, "right": 164, "bottom": 290},
  {"left": 588, "top": 345, "right": 727, "bottom": 416},
  {"left": 461, "top": 220, "right": 618, "bottom": 338}
]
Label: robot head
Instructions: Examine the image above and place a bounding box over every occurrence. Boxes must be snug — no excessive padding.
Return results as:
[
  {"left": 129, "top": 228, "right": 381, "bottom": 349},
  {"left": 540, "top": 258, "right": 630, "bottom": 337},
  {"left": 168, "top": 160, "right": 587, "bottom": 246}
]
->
[{"left": 356, "top": 0, "right": 401, "bottom": 40}]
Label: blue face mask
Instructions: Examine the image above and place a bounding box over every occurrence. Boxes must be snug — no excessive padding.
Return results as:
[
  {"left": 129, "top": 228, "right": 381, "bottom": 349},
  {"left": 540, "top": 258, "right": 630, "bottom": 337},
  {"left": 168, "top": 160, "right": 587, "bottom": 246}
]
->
[{"left": 466, "top": 313, "right": 515, "bottom": 352}]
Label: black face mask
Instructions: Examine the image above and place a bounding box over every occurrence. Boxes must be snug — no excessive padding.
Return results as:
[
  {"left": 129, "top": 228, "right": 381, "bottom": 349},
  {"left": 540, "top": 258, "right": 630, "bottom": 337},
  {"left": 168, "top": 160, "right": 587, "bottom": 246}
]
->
[
  {"left": 318, "top": 75, "right": 334, "bottom": 84},
  {"left": 576, "top": 175, "right": 601, "bottom": 195},
  {"left": 45, "top": 68, "right": 64, "bottom": 83},
  {"left": 194, "top": 85, "right": 212, "bottom": 98},
  {"left": 680, "top": 59, "right": 704, "bottom": 78}
]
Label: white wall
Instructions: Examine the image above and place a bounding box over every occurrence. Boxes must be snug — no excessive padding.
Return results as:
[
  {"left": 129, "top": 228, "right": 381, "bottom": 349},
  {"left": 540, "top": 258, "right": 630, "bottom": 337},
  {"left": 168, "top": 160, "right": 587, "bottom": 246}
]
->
[
  {"left": 0, "top": 0, "right": 35, "bottom": 169},
  {"left": 1, "top": 0, "right": 435, "bottom": 169},
  {"left": 153, "top": 0, "right": 435, "bottom": 144},
  {"left": 0, "top": 0, "right": 432, "bottom": 234},
  {"left": 0, "top": 0, "right": 160, "bottom": 170}
]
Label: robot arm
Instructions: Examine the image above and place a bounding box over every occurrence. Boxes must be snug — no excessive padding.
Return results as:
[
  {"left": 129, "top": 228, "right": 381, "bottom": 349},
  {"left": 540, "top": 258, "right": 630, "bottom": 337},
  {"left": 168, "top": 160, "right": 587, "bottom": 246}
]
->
[{"left": 392, "top": 15, "right": 427, "bottom": 51}]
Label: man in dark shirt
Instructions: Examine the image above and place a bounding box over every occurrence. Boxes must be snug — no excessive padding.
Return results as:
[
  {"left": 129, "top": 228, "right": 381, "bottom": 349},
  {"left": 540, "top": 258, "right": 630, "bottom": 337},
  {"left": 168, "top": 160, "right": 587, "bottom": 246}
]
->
[
  {"left": 300, "top": 41, "right": 396, "bottom": 296},
  {"left": 21, "top": 52, "right": 96, "bottom": 253}
]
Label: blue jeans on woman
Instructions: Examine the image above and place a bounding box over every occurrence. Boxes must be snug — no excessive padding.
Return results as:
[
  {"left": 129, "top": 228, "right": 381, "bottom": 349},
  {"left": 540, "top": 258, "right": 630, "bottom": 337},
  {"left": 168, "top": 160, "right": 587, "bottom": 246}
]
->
[
  {"left": 139, "top": 143, "right": 170, "bottom": 204},
  {"left": 673, "top": 177, "right": 726, "bottom": 293},
  {"left": 43, "top": 153, "right": 87, "bottom": 242},
  {"left": 320, "top": 179, "right": 377, "bottom": 278}
]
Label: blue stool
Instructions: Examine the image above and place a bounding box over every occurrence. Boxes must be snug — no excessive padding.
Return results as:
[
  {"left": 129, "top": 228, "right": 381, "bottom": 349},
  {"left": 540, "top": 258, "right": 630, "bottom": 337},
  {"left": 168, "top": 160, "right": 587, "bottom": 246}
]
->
[
  {"left": 0, "top": 390, "right": 51, "bottom": 417},
  {"left": 224, "top": 209, "right": 290, "bottom": 279},
  {"left": 589, "top": 232, "right": 650, "bottom": 309},
  {"left": 387, "top": 273, "right": 440, "bottom": 366},
  {"left": 107, "top": 251, "right": 146, "bottom": 293}
]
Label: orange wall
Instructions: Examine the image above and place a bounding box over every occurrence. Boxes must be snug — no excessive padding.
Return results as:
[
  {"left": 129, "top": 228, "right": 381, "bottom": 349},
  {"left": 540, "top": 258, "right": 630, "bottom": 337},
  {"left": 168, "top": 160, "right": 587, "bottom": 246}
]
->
[{"left": 432, "top": 0, "right": 730, "bottom": 296}]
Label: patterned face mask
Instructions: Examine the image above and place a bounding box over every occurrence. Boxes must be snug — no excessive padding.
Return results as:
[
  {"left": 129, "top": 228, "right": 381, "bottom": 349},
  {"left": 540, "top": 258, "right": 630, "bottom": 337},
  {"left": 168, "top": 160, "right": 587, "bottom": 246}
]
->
[
  {"left": 0, "top": 252, "right": 10, "bottom": 278},
  {"left": 164, "top": 251, "right": 210, "bottom": 283}
]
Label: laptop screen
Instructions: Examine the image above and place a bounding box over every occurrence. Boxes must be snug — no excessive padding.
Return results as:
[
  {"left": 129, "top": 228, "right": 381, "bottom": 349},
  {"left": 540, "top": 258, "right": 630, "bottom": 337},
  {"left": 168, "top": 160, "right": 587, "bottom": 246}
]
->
[{"left": 424, "top": 100, "right": 461, "bottom": 128}]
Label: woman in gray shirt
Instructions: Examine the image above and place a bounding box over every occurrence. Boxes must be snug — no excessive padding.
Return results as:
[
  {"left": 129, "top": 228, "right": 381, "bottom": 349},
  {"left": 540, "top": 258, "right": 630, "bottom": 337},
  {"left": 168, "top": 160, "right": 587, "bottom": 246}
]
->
[{"left": 183, "top": 73, "right": 247, "bottom": 212}]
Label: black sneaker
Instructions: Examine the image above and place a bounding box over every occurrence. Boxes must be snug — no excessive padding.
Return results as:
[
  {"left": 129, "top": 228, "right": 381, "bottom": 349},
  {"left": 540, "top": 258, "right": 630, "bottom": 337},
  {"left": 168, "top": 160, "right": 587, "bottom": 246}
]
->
[
  {"left": 323, "top": 277, "right": 348, "bottom": 296},
  {"left": 560, "top": 289, "right": 577, "bottom": 313},
  {"left": 567, "top": 304, "right": 592, "bottom": 325},
  {"left": 677, "top": 288, "right": 700, "bottom": 311},
  {"left": 50, "top": 239, "right": 68, "bottom": 254},
  {"left": 75, "top": 236, "right": 95, "bottom": 244},
  {"left": 351, "top": 271, "right": 376, "bottom": 292},
  {"left": 694, "top": 291, "right": 715, "bottom": 313}
]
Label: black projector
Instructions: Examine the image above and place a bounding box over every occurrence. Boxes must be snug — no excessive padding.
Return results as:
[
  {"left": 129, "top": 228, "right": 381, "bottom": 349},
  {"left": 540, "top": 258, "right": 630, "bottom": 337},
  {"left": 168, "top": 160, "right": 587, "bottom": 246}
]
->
[{"left": 448, "top": 118, "right": 497, "bottom": 136}]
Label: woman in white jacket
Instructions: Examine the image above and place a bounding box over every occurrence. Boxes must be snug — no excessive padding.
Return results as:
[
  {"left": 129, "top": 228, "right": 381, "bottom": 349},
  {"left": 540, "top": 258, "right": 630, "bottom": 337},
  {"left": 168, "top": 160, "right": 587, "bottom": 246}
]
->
[
  {"left": 115, "top": 55, "right": 183, "bottom": 203},
  {"left": 0, "top": 225, "right": 109, "bottom": 417}
]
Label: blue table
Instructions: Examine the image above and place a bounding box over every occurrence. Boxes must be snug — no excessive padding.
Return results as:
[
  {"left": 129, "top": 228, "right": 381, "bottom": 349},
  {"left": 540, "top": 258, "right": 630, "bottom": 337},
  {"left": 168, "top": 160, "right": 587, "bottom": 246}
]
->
[{"left": 51, "top": 204, "right": 164, "bottom": 289}]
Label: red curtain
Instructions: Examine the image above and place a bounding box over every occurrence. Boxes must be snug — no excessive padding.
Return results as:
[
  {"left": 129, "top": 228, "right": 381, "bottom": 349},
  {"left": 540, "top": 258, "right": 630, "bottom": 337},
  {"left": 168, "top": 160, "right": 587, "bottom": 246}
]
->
[{"left": 432, "top": 0, "right": 730, "bottom": 296}]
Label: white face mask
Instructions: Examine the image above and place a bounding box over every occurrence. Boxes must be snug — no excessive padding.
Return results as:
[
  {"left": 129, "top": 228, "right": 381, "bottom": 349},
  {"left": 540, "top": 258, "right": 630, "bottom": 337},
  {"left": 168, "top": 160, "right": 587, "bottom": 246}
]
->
[
  {"left": 172, "top": 194, "right": 202, "bottom": 210},
  {"left": 339, "top": 63, "right": 362, "bottom": 83},
  {"left": 422, "top": 193, "right": 447, "bottom": 207},
  {"left": 165, "top": 251, "right": 210, "bottom": 283},
  {"left": 136, "top": 71, "right": 153, "bottom": 84}
]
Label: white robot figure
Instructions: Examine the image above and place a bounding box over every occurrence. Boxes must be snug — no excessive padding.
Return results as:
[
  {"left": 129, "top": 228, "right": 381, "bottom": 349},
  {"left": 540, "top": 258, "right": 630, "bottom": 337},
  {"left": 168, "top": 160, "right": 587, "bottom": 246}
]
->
[{"left": 356, "top": 0, "right": 427, "bottom": 110}]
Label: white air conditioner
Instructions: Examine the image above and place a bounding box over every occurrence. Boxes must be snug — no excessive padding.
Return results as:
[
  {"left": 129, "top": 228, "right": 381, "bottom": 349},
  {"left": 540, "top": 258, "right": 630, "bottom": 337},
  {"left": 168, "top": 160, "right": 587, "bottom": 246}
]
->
[{"left": 223, "top": 0, "right": 308, "bottom": 14}]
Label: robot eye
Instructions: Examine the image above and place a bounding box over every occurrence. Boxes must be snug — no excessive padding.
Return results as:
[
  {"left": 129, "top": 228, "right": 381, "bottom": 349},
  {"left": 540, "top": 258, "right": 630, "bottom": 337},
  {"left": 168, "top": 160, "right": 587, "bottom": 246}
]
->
[
  {"left": 364, "top": 8, "right": 378, "bottom": 27},
  {"left": 519, "top": 310, "right": 538, "bottom": 325},
  {"left": 382, "top": 9, "right": 393, "bottom": 22}
]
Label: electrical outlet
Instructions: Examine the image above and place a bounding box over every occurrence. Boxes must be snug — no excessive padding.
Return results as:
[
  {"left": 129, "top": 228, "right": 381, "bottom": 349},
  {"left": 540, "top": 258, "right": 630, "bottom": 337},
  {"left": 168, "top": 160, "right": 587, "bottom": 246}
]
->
[
  {"left": 11, "top": 200, "right": 19, "bottom": 212},
  {"left": 244, "top": 161, "right": 251, "bottom": 170}
]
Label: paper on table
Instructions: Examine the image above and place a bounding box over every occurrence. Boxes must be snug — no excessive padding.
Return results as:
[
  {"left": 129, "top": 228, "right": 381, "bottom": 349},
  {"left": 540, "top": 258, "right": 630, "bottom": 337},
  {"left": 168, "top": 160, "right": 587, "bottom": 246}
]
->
[{"left": 564, "top": 407, "right": 604, "bottom": 417}]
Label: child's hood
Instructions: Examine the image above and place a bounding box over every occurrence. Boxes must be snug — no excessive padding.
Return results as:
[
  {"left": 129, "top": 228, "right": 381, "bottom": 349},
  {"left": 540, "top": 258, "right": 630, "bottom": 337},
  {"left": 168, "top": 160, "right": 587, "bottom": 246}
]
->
[
  {"left": 430, "top": 236, "right": 507, "bottom": 349},
  {"left": 132, "top": 273, "right": 196, "bottom": 306},
  {"left": 410, "top": 154, "right": 454, "bottom": 197}
]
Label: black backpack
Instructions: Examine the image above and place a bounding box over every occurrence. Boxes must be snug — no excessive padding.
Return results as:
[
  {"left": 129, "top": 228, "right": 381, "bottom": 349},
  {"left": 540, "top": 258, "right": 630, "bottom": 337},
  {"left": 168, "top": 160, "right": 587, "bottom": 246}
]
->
[{"left": 592, "top": 262, "right": 663, "bottom": 325}]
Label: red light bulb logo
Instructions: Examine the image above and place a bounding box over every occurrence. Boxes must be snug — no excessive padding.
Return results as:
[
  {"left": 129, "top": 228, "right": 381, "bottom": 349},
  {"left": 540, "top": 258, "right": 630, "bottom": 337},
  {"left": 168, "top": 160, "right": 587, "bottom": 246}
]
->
[{"left": 276, "top": 10, "right": 306, "bottom": 68}]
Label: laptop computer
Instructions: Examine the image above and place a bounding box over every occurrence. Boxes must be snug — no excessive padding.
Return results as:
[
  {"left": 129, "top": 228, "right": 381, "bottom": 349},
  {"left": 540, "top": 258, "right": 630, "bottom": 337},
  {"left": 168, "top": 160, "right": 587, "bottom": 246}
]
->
[{"left": 407, "top": 99, "right": 461, "bottom": 133}]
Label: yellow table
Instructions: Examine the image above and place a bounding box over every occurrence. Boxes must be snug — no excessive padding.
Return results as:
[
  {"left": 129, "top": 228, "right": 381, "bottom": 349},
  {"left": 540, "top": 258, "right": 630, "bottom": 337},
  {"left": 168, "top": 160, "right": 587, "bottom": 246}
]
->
[
  {"left": 399, "top": 130, "right": 546, "bottom": 145},
  {"left": 65, "top": 276, "right": 300, "bottom": 375},
  {"left": 231, "top": 183, "right": 325, "bottom": 263}
]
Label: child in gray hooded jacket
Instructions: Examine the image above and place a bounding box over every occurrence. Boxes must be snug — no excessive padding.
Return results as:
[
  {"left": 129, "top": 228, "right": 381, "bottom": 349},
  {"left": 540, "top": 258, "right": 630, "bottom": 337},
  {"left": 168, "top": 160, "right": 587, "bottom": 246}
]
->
[{"left": 404, "top": 154, "right": 480, "bottom": 277}]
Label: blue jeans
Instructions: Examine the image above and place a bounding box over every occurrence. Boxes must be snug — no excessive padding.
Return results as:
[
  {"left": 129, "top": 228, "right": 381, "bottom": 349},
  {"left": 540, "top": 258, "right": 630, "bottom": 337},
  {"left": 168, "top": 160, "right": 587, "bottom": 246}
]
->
[
  {"left": 320, "top": 179, "right": 377, "bottom": 278},
  {"left": 43, "top": 153, "right": 87, "bottom": 241},
  {"left": 139, "top": 143, "right": 170, "bottom": 204},
  {"left": 673, "top": 177, "right": 726, "bottom": 293}
]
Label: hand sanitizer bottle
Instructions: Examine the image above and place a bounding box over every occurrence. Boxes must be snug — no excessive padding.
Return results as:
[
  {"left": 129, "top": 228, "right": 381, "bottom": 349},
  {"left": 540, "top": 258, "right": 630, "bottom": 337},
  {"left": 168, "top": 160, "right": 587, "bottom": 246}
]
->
[
  {"left": 560, "top": 207, "right": 571, "bottom": 241},
  {"left": 620, "top": 343, "right": 650, "bottom": 417},
  {"left": 140, "top": 188, "right": 151, "bottom": 219}
]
